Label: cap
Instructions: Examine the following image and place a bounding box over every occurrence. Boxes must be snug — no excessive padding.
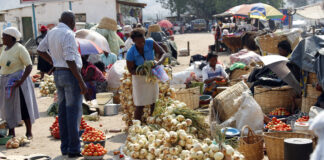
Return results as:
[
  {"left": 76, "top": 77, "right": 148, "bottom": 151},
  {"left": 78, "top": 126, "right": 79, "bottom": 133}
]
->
[{"left": 40, "top": 25, "right": 48, "bottom": 32}]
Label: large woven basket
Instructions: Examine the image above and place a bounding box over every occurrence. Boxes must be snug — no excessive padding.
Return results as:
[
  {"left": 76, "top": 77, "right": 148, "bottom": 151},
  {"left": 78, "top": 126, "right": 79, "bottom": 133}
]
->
[
  {"left": 174, "top": 87, "right": 200, "bottom": 110},
  {"left": 306, "top": 84, "right": 322, "bottom": 99},
  {"left": 264, "top": 132, "right": 315, "bottom": 160},
  {"left": 257, "top": 33, "right": 299, "bottom": 55},
  {"left": 238, "top": 126, "right": 264, "bottom": 160},
  {"left": 254, "top": 86, "right": 294, "bottom": 114},
  {"left": 213, "top": 81, "right": 249, "bottom": 122},
  {"left": 301, "top": 97, "right": 318, "bottom": 113},
  {"left": 98, "top": 17, "right": 117, "bottom": 31},
  {"left": 230, "top": 67, "right": 252, "bottom": 80},
  {"left": 308, "top": 72, "right": 318, "bottom": 85}
]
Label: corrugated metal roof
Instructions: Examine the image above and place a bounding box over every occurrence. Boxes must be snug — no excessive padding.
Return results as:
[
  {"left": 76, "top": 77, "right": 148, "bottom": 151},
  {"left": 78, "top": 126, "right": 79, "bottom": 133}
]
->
[{"left": 0, "top": 0, "right": 30, "bottom": 11}]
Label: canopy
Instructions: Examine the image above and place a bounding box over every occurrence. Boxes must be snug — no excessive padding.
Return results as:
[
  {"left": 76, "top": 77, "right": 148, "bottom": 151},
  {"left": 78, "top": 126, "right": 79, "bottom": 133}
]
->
[
  {"left": 158, "top": 20, "right": 173, "bottom": 29},
  {"left": 296, "top": 2, "right": 324, "bottom": 20}
]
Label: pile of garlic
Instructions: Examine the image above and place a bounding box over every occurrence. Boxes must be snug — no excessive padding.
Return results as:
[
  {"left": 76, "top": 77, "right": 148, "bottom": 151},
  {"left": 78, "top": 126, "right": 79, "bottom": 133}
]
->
[
  {"left": 40, "top": 75, "right": 56, "bottom": 97},
  {"left": 123, "top": 120, "right": 244, "bottom": 160}
]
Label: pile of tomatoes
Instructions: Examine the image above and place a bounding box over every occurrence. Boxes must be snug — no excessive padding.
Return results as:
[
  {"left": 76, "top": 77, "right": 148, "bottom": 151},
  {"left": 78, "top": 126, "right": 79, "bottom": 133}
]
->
[
  {"left": 82, "top": 143, "right": 107, "bottom": 157},
  {"left": 266, "top": 117, "right": 292, "bottom": 132},
  {"left": 269, "top": 108, "right": 290, "bottom": 116},
  {"left": 82, "top": 127, "right": 105, "bottom": 142},
  {"left": 50, "top": 117, "right": 60, "bottom": 139},
  {"left": 50, "top": 117, "right": 89, "bottom": 139},
  {"left": 296, "top": 116, "right": 310, "bottom": 122}
]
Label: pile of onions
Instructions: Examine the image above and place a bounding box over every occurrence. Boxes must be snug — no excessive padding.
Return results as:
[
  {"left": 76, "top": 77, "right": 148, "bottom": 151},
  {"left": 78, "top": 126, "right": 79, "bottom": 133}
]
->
[
  {"left": 123, "top": 120, "right": 244, "bottom": 160},
  {"left": 120, "top": 71, "right": 135, "bottom": 128},
  {"left": 40, "top": 75, "right": 56, "bottom": 97}
]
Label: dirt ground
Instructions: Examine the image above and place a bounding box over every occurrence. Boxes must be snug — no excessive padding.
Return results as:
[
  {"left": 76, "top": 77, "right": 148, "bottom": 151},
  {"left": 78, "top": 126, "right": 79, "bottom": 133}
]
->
[{"left": 0, "top": 33, "right": 228, "bottom": 160}]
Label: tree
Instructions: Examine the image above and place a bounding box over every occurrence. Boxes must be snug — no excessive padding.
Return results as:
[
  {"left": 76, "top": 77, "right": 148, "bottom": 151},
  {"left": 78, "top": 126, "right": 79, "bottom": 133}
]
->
[{"left": 156, "top": 0, "right": 188, "bottom": 20}]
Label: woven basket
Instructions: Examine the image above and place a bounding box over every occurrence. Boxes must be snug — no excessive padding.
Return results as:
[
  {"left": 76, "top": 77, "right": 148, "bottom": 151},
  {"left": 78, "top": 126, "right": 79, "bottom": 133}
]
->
[
  {"left": 98, "top": 17, "right": 117, "bottom": 31},
  {"left": 213, "top": 81, "right": 249, "bottom": 122},
  {"left": 148, "top": 24, "right": 162, "bottom": 33},
  {"left": 238, "top": 126, "right": 264, "bottom": 160},
  {"left": 307, "top": 72, "right": 318, "bottom": 85},
  {"left": 301, "top": 97, "right": 318, "bottom": 113},
  {"left": 254, "top": 86, "right": 294, "bottom": 114},
  {"left": 229, "top": 79, "right": 243, "bottom": 86},
  {"left": 230, "top": 67, "right": 252, "bottom": 80},
  {"left": 264, "top": 132, "right": 315, "bottom": 160},
  {"left": 174, "top": 87, "right": 200, "bottom": 110},
  {"left": 257, "top": 34, "right": 299, "bottom": 55},
  {"left": 306, "top": 84, "right": 322, "bottom": 99}
]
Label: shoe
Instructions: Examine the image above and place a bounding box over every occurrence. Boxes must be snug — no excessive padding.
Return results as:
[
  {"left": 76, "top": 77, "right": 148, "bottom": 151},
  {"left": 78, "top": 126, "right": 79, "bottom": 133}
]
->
[{"left": 68, "top": 153, "right": 82, "bottom": 158}]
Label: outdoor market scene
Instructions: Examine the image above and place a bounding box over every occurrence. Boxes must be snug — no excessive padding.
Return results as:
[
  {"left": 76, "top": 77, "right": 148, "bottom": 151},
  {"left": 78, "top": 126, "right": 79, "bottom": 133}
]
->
[{"left": 0, "top": 0, "right": 324, "bottom": 159}]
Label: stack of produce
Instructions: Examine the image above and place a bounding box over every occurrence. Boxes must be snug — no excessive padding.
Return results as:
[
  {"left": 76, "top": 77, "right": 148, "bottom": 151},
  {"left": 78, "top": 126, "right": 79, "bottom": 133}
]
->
[
  {"left": 50, "top": 117, "right": 89, "bottom": 139},
  {"left": 40, "top": 75, "right": 56, "bottom": 97},
  {"left": 296, "top": 116, "right": 309, "bottom": 122},
  {"left": 158, "top": 67, "right": 175, "bottom": 101},
  {"left": 269, "top": 108, "right": 290, "bottom": 116},
  {"left": 82, "top": 143, "right": 107, "bottom": 157},
  {"left": 265, "top": 117, "right": 292, "bottom": 132},
  {"left": 120, "top": 70, "right": 135, "bottom": 128},
  {"left": 81, "top": 127, "right": 105, "bottom": 142},
  {"left": 6, "top": 136, "right": 30, "bottom": 149},
  {"left": 32, "top": 74, "right": 41, "bottom": 83}
]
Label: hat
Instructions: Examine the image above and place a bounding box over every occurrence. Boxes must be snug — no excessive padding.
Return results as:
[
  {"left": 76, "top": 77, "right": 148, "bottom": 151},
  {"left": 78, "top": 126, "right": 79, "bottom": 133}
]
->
[
  {"left": 123, "top": 25, "right": 132, "bottom": 34},
  {"left": 117, "top": 25, "right": 122, "bottom": 31},
  {"left": 98, "top": 17, "right": 118, "bottom": 31},
  {"left": 3, "top": 27, "right": 22, "bottom": 41},
  {"left": 40, "top": 25, "right": 48, "bottom": 32}
]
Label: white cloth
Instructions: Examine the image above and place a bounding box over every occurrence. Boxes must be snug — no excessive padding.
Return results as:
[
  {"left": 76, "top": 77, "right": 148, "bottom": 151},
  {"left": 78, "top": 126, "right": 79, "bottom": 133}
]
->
[
  {"left": 132, "top": 75, "right": 159, "bottom": 106},
  {"left": 230, "top": 49, "right": 262, "bottom": 65},
  {"left": 37, "top": 23, "right": 82, "bottom": 69},
  {"left": 3, "top": 27, "right": 22, "bottom": 41},
  {"left": 202, "top": 64, "right": 228, "bottom": 82},
  {"left": 310, "top": 111, "right": 324, "bottom": 160},
  {"left": 124, "top": 37, "right": 134, "bottom": 52}
]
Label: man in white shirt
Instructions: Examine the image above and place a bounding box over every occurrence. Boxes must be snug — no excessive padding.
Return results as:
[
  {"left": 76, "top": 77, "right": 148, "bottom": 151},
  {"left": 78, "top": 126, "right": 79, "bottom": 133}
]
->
[{"left": 37, "top": 11, "right": 87, "bottom": 158}]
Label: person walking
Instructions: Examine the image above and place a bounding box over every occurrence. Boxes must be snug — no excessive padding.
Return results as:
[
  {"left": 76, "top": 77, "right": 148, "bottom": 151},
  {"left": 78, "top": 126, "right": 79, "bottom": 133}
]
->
[
  {"left": 0, "top": 27, "right": 39, "bottom": 139},
  {"left": 36, "top": 25, "right": 53, "bottom": 80},
  {"left": 37, "top": 11, "right": 87, "bottom": 158}
]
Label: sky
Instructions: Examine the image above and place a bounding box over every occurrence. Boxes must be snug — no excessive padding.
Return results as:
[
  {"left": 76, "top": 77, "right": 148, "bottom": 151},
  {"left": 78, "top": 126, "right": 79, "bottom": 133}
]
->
[{"left": 139, "top": 0, "right": 170, "bottom": 21}]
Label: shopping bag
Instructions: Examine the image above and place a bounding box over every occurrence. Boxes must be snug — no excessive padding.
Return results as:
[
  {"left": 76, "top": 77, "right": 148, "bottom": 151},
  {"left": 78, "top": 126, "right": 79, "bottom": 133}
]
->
[{"left": 152, "top": 65, "right": 169, "bottom": 83}]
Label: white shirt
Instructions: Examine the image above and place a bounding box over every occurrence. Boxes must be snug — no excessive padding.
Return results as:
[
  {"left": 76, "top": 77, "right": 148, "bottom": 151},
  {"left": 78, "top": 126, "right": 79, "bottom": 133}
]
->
[
  {"left": 124, "top": 37, "right": 134, "bottom": 52},
  {"left": 202, "top": 64, "right": 228, "bottom": 82},
  {"left": 37, "top": 23, "right": 82, "bottom": 69}
]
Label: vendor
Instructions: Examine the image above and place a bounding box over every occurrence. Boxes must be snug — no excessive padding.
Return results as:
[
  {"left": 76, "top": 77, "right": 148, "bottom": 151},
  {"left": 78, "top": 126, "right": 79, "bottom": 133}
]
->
[
  {"left": 126, "top": 29, "right": 168, "bottom": 121},
  {"left": 278, "top": 40, "right": 292, "bottom": 58},
  {"left": 0, "top": 27, "right": 39, "bottom": 138},
  {"left": 202, "top": 53, "right": 228, "bottom": 97},
  {"left": 81, "top": 55, "right": 107, "bottom": 101}
]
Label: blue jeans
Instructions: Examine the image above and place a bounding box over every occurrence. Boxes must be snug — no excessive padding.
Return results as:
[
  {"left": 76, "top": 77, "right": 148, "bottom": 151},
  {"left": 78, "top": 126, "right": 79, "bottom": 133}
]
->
[{"left": 54, "top": 70, "right": 82, "bottom": 154}]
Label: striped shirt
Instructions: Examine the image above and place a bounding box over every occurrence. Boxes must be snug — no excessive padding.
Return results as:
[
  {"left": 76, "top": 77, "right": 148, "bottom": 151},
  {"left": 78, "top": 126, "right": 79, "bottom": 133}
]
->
[{"left": 37, "top": 23, "right": 82, "bottom": 69}]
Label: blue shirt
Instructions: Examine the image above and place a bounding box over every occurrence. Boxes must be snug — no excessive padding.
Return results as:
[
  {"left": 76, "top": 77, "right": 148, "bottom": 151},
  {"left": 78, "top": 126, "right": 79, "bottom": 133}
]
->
[
  {"left": 100, "top": 53, "right": 117, "bottom": 67},
  {"left": 126, "top": 39, "right": 154, "bottom": 66}
]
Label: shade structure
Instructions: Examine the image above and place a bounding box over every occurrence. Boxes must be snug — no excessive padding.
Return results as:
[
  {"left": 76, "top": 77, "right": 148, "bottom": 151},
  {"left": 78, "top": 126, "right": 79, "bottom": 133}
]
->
[
  {"left": 76, "top": 38, "right": 103, "bottom": 56},
  {"left": 158, "top": 20, "right": 173, "bottom": 29},
  {"left": 249, "top": 3, "right": 283, "bottom": 20},
  {"left": 296, "top": 2, "right": 324, "bottom": 20},
  {"left": 75, "top": 29, "right": 111, "bottom": 53}
]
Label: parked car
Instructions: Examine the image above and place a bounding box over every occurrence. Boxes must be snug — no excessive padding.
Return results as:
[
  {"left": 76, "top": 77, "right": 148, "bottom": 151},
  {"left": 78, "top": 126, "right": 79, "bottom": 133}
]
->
[{"left": 191, "top": 19, "right": 207, "bottom": 32}]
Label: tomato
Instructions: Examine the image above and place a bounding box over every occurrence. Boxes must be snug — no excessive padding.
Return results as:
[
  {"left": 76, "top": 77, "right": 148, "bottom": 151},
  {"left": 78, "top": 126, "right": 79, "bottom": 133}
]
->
[
  {"left": 88, "top": 152, "right": 93, "bottom": 156},
  {"left": 93, "top": 152, "right": 98, "bottom": 156},
  {"left": 119, "top": 154, "right": 124, "bottom": 158}
]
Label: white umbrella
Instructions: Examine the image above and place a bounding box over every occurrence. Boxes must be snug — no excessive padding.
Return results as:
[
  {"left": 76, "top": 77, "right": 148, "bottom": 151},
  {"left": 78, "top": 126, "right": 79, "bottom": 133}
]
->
[
  {"left": 76, "top": 29, "right": 111, "bottom": 53},
  {"left": 260, "top": 55, "right": 301, "bottom": 95}
]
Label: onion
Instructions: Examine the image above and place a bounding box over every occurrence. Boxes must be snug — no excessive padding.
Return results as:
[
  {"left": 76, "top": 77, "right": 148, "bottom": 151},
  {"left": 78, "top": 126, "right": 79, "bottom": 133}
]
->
[
  {"left": 225, "top": 145, "right": 235, "bottom": 156},
  {"left": 178, "top": 140, "right": 186, "bottom": 147},
  {"left": 210, "top": 144, "right": 220, "bottom": 152},
  {"left": 193, "top": 143, "right": 202, "bottom": 152},
  {"left": 140, "top": 148, "right": 148, "bottom": 156},
  {"left": 202, "top": 143, "right": 210, "bottom": 152},
  {"left": 176, "top": 115, "right": 185, "bottom": 122},
  {"left": 133, "top": 143, "right": 140, "bottom": 151},
  {"left": 196, "top": 151, "right": 204, "bottom": 160},
  {"left": 147, "top": 153, "right": 155, "bottom": 160},
  {"left": 214, "top": 152, "right": 224, "bottom": 160}
]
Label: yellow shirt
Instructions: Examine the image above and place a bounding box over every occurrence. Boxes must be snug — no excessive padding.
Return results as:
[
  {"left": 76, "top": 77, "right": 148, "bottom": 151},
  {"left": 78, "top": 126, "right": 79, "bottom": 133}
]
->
[{"left": 0, "top": 43, "right": 32, "bottom": 75}]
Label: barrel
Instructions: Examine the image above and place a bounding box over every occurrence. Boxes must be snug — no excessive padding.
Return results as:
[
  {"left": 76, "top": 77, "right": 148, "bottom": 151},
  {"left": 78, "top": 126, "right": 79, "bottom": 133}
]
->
[{"left": 284, "top": 138, "right": 313, "bottom": 160}]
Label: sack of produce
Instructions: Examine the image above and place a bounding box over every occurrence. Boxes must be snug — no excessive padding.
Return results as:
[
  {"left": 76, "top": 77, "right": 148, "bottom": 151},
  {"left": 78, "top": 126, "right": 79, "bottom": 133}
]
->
[{"left": 107, "top": 60, "right": 127, "bottom": 90}]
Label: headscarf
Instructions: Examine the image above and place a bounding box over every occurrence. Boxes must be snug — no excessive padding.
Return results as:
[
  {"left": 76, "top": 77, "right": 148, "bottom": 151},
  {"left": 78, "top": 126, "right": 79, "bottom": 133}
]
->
[
  {"left": 3, "top": 27, "right": 22, "bottom": 41},
  {"left": 123, "top": 25, "right": 132, "bottom": 34}
]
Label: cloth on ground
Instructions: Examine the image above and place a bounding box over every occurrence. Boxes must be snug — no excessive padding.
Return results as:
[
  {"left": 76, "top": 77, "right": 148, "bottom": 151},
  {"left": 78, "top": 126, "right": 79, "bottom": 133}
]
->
[{"left": 230, "top": 62, "right": 246, "bottom": 71}]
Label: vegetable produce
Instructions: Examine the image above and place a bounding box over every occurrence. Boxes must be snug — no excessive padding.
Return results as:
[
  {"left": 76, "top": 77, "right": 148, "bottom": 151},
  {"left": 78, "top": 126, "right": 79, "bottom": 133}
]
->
[
  {"left": 82, "top": 127, "right": 105, "bottom": 142},
  {"left": 50, "top": 116, "right": 89, "bottom": 139},
  {"left": 6, "top": 136, "right": 30, "bottom": 149},
  {"left": 136, "top": 61, "right": 156, "bottom": 83},
  {"left": 81, "top": 143, "right": 107, "bottom": 157},
  {"left": 266, "top": 117, "right": 292, "bottom": 132},
  {"left": 296, "top": 116, "right": 309, "bottom": 122},
  {"left": 40, "top": 75, "right": 56, "bottom": 97},
  {"left": 269, "top": 108, "right": 290, "bottom": 116},
  {"left": 32, "top": 74, "right": 41, "bottom": 83}
]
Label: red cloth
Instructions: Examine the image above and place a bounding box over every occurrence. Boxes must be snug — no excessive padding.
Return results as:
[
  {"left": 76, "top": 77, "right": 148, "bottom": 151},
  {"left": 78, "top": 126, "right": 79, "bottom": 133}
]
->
[
  {"left": 82, "top": 63, "right": 106, "bottom": 82},
  {"left": 168, "top": 29, "right": 173, "bottom": 36},
  {"left": 40, "top": 25, "right": 48, "bottom": 32},
  {"left": 117, "top": 32, "right": 124, "bottom": 40}
]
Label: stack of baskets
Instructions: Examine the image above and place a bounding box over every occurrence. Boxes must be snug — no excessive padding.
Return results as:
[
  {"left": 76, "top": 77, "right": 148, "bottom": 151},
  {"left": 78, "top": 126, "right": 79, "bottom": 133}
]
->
[
  {"left": 174, "top": 87, "right": 200, "bottom": 110},
  {"left": 302, "top": 73, "right": 321, "bottom": 113},
  {"left": 264, "top": 132, "right": 316, "bottom": 160},
  {"left": 254, "top": 85, "right": 294, "bottom": 114}
]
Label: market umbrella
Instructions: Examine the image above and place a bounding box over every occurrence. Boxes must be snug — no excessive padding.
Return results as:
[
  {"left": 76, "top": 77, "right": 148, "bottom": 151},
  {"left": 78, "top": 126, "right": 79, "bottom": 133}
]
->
[
  {"left": 249, "top": 3, "right": 284, "bottom": 20},
  {"left": 76, "top": 38, "right": 103, "bottom": 55},
  {"left": 227, "top": 4, "right": 253, "bottom": 17},
  {"left": 76, "top": 29, "right": 111, "bottom": 53},
  {"left": 158, "top": 20, "right": 173, "bottom": 29},
  {"left": 260, "top": 55, "right": 301, "bottom": 95}
]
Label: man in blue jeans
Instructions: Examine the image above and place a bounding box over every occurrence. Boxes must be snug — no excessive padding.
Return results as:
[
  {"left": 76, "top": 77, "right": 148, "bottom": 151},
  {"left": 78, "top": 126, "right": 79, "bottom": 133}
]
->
[{"left": 37, "top": 11, "right": 87, "bottom": 158}]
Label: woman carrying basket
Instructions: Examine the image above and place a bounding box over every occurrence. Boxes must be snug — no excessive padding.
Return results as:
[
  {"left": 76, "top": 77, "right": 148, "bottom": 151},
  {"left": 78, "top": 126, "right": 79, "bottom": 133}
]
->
[{"left": 126, "top": 28, "right": 169, "bottom": 122}]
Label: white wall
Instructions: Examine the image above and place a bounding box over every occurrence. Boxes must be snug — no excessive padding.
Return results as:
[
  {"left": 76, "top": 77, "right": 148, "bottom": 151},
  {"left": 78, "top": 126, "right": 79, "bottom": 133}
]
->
[{"left": 3, "top": 0, "right": 116, "bottom": 37}]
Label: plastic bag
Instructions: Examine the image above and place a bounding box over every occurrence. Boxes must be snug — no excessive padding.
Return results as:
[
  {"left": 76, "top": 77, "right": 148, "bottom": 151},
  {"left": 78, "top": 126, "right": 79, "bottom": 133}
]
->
[
  {"left": 310, "top": 111, "right": 324, "bottom": 160},
  {"left": 171, "top": 71, "right": 191, "bottom": 85},
  {"left": 107, "top": 60, "right": 127, "bottom": 89},
  {"left": 234, "top": 91, "right": 264, "bottom": 131},
  {"left": 152, "top": 65, "right": 169, "bottom": 83}
]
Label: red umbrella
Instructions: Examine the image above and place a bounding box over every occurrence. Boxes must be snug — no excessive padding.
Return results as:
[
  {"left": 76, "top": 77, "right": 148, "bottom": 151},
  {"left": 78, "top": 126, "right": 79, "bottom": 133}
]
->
[{"left": 158, "top": 20, "right": 173, "bottom": 29}]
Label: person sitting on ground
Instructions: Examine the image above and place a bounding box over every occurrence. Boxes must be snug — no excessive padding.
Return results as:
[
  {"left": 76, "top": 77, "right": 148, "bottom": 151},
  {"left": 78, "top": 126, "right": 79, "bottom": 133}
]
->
[
  {"left": 81, "top": 55, "right": 107, "bottom": 101},
  {"left": 202, "top": 53, "right": 228, "bottom": 97}
]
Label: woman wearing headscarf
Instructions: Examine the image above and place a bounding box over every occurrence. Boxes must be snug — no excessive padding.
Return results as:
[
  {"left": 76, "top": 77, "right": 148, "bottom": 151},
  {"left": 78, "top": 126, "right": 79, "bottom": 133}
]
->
[
  {"left": 36, "top": 25, "right": 53, "bottom": 80},
  {"left": 0, "top": 27, "right": 39, "bottom": 138}
]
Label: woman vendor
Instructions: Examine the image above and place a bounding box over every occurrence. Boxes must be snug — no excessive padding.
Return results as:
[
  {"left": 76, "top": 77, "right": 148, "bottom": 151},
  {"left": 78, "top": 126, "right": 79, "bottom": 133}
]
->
[
  {"left": 81, "top": 55, "right": 107, "bottom": 101},
  {"left": 0, "top": 27, "right": 39, "bottom": 138},
  {"left": 126, "top": 28, "right": 169, "bottom": 121},
  {"left": 202, "top": 53, "right": 228, "bottom": 97}
]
